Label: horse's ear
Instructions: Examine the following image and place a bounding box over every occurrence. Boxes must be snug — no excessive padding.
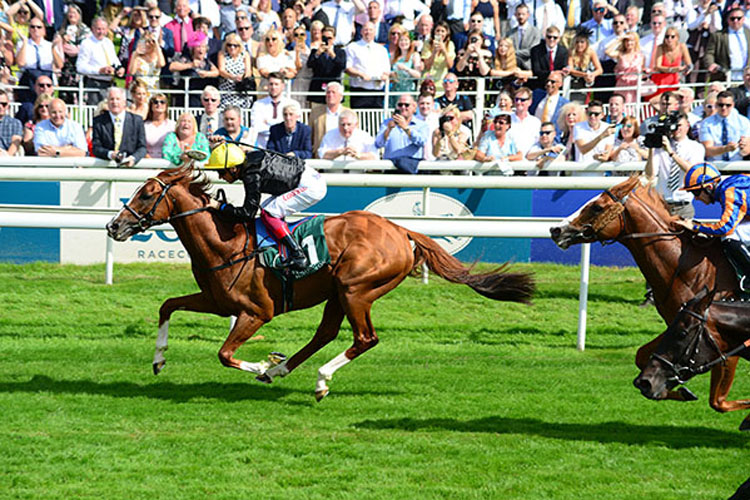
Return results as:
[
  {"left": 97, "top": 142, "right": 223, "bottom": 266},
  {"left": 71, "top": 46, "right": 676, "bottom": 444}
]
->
[{"left": 695, "top": 285, "right": 716, "bottom": 312}]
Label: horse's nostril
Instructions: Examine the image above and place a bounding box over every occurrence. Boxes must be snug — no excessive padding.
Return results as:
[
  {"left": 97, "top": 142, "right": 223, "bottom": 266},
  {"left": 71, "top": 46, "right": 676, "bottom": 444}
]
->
[
  {"left": 108, "top": 222, "right": 118, "bottom": 231},
  {"left": 550, "top": 227, "right": 561, "bottom": 239},
  {"left": 634, "top": 376, "right": 651, "bottom": 392}
]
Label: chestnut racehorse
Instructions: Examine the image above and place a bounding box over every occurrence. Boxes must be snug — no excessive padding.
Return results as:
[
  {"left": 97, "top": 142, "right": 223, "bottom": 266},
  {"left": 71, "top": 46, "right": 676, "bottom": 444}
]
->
[
  {"left": 550, "top": 176, "right": 750, "bottom": 429},
  {"left": 106, "top": 164, "right": 535, "bottom": 400}
]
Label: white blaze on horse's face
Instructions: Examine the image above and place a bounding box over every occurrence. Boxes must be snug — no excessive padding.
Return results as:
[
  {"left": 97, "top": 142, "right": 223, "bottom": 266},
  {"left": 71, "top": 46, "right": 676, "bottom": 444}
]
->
[{"left": 550, "top": 193, "right": 603, "bottom": 249}]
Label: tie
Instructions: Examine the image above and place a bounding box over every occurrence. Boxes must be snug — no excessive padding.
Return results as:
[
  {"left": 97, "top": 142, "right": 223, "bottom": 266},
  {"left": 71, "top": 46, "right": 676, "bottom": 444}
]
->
[
  {"left": 549, "top": 49, "right": 554, "bottom": 70},
  {"left": 518, "top": 27, "right": 524, "bottom": 46},
  {"left": 272, "top": 101, "right": 279, "bottom": 119},
  {"left": 33, "top": 43, "right": 40, "bottom": 70},
  {"left": 542, "top": 5, "right": 549, "bottom": 34},
  {"left": 667, "top": 144, "right": 682, "bottom": 192},
  {"left": 650, "top": 37, "right": 658, "bottom": 70},
  {"left": 181, "top": 21, "right": 188, "bottom": 50},
  {"left": 333, "top": 4, "right": 341, "bottom": 31},
  {"left": 736, "top": 31, "right": 748, "bottom": 67},
  {"left": 722, "top": 118, "right": 730, "bottom": 161},
  {"left": 596, "top": 25, "right": 600, "bottom": 43},
  {"left": 206, "top": 117, "right": 213, "bottom": 135},
  {"left": 45, "top": 0, "right": 53, "bottom": 26},
  {"left": 542, "top": 96, "right": 551, "bottom": 122},
  {"left": 567, "top": 0, "right": 577, "bottom": 28},
  {"left": 114, "top": 116, "right": 123, "bottom": 152}
]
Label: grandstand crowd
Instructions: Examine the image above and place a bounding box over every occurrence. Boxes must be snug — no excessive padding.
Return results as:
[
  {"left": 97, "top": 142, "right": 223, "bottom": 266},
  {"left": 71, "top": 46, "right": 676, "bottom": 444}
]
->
[{"left": 1, "top": 0, "right": 750, "bottom": 175}]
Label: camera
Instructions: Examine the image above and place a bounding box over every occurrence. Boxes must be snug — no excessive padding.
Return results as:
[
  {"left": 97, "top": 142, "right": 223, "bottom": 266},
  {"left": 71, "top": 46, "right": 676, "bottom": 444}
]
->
[
  {"left": 439, "top": 114, "right": 453, "bottom": 134},
  {"left": 644, "top": 111, "right": 680, "bottom": 148},
  {"left": 322, "top": 36, "right": 332, "bottom": 44},
  {"left": 114, "top": 151, "right": 127, "bottom": 163}
]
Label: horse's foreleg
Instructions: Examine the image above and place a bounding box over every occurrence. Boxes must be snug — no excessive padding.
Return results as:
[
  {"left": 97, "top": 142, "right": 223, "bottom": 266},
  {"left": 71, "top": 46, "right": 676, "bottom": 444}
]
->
[
  {"left": 155, "top": 293, "right": 220, "bottom": 375},
  {"left": 708, "top": 357, "right": 750, "bottom": 414},
  {"left": 217, "top": 312, "right": 268, "bottom": 374}
]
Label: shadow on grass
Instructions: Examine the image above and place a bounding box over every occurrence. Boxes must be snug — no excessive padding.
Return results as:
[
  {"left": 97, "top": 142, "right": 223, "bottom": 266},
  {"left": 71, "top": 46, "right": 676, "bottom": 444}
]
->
[
  {"left": 352, "top": 416, "right": 749, "bottom": 449},
  {"left": 536, "top": 288, "right": 643, "bottom": 305},
  {"left": 0, "top": 375, "right": 402, "bottom": 403}
]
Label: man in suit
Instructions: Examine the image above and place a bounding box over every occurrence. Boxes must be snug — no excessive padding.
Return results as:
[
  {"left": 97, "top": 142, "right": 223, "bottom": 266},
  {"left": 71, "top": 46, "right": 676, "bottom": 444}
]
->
[
  {"left": 267, "top": 103, "right": 313, "bottom": 159},
  {"left": 32, "top": 0, "right": 64, "bottom": 35},
  {"left": 730, "top": 66, "right": 750, "bottom": 117},
  {"left": 704, "top": 7, "right": 750, "bottom": 82},
  {"left": 309, "top": 82, "right": 350, "bottom": 156},
  {"left": 354, "top": 0, "right": 389, "bottom": 44},
  {"left": 530, "top": 70, "right": 569, "bottom": 133},
  {"left": 530, "top": 26, "right": 568, "bottom": 90},
  {"left": 509, "top": 4, "right": 541, "bottom": 70},
  {"left": 92, "top": 87, "right": 147, "bottom": 167}
]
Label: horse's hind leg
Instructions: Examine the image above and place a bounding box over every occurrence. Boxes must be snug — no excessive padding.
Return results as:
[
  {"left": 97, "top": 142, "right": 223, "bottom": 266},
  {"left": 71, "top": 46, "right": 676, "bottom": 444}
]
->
[
  {"left": 155, "top": 292, "right": 219, "bottom": 375},
  {"left": 217, "top": 312, "right": 269, "bottom": 374}
]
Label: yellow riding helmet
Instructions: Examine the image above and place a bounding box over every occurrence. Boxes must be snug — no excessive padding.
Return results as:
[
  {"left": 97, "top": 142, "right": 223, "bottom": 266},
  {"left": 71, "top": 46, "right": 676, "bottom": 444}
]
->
[{"left": 205, "top": 143, "right": 246, "bottom": 170}]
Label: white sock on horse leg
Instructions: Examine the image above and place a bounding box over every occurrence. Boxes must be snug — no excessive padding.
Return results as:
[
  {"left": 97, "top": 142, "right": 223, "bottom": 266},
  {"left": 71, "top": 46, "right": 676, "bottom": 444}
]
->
[
  {"left": 239, "top": 360, "right": 269, "bottom": 374},
  {"left": 154, "top": 320, "right": 169, "bottom": 363},
  {"left": 316, "top": 351, "right": 351, "bottom": 392}
]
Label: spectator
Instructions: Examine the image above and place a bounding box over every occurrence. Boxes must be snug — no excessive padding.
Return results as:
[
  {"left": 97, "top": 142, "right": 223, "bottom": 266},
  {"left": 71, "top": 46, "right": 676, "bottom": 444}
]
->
[
  {"left": 310, "top": 81, "right": 349, "bottom": 155},
  {"left": 218, "top": 33, "right": 252, "bottom": 108},
  {"left": 168, "top": 31, "right": 219, "bottom": 108},
  {"left": 644, "top": 111, "right": 705, "bottom": 218},
  {"left": 606, "top": 115, "right": 647, "bottom": 162},
  {"left": 219, "top": 0, "right": 248, "bottom": 38},
  {"left": 56, "top": 4, "right": 90, "bottom": 104},
  {"left": 465, "top": 13, "right": 495, "bottom": 54},
  {"left": 573, "top": 100, "right": 615, "bottom": 175},
  {"left": 455, "top": 29, "right": 493, "bottom": 95},
  {"left": 317, "top": 0, "right": 366, "bottom": 46},
  {"left": 705, "top": 7, "right": 750, "bottom": 82},
  {"left": 280, "top": 7, "right": 299, "bottom": 48},
  {"left": 471, "top": 1, "right": 501, "bottom": 50},
  {"left": 144, "top": 92, "right": 174, "bottom": 158},
  {"left": 530, "top": 70, "right": 569, "bottom": 132},
  {"left": 624, "top": 5, "right": 640, "bottom": 33},
  {"left": 640, "top": 14, "right": 666, "bottom": 70},
  {"left": 235, "top": 15, "right": 258, "bottom": 60},
  {"left": 416, "top": 93, "right": 440, "bottom": 160},
  {"left": 730, "top": 66, "right": 750, "bottom": 117},
  {"left": 267, "top": 102, "right": 313, "bottom": 159},
  {"left": 92, "top": 87, "right": 147, "bottom": 167},
  {"left": 533, "top": 0, "right": 565, "bottom": 36},
  {"left": 318, "top": 109, "right": 378, "bottom": 160},
  {"left": 567, "top": 30, "right": 603, "bottom": 104},
  {"left": 557, "top": 102, "right": 586, "bottom": 161},
  {"left": 581, "top": 0, "right": 614, "bottom": 46},
  {"left": 526, "top": 120, "right": 566, "bottom": 176},
  {"left": 127, "top": 30, "right": 166, "bottom": 92},
  {"left": 189, "top": 0, "right": 221, "bottom": 35},
  {"left": 345, "top": 21, "right": 390, "bottom": 109},
  {"left": 530, "top": 26, "right": 568, "bottom": 91},
  {"left": 135, "top": 6, "right": 174, "bottom": 62},
  {"left": 374, "top": 94, "right": 429, "bottom": 174},
  {"left": 436, "top": 72, "right": 474, "bottom": 126},
  {"left": 33, "top": 98, "right": 87, "bottom": 157},
  {"left": 387, "top": 24, "right": 407, "bottom": 60},
  {"left": 256, "top": 28, "right": 297, "bottom": 89},
  {"left": 15, "top": 74, "right": 53, "bottom": 126},
  {"left": 249, "top": 0, "right": 280, "bottom": 41},
  {"left": 650, "top": 26, "right": 691, "bottom": 98},
  {"left": 596, "top": 13, "right": 628, "bottom": 101},
  {"left": 389, "top": 33, "right": 422, "bottom": 107},
  {"left": 700, "top": 91, "right": 750, "bottom": 162},
  {"left": 382, "top": 0, "right": 428, "bottom": 32},
  {"left": 606, "top": 93, "right": 627, "bottom": 125},
  {"left": 22, "top": 93, "right": 52, "bottom": 155},
  {"left": 197, "top": 86, "right": 222, "bottom": 136},
  {"left": 475, "top": 112, "right": 521, "bottom": 174},
  {"left": 250, "top": 72, "right": 295, "bottom": 148},
  {"left": 606, "top": 31, "right": 643, "bottom": 104},
  {"left": 685, "top": 0, "right": 721, "bottom": 84},
  {"left": 509, "top": 4, "right": 540, "bottom": 71},
  {"left": 354, "top": 0, "right": 389, "bottom": 44},
  {"left": 6, "top": 1, "right": 38, "bottom": 44},
  {"left": 676, "top": 87, "right": 701, "bottom": 128},
  {"left": 291, "top": 25, "right": 313, "bottom": 107},
  {"left": 510, "top": 86, "right": 541, "bottom": 158},
  {"left": 490, "top": 37, "right": 531, "bottom": 91},
  {"left": 127, "top": 78, "right": 149, "bottom": 120},
  {"left": 486, "top": 90, "right": 513, "bottom": 119},
  {"left": 212, "top": 105, "right": 254, "bottom": 145},
  {"left": 109, "top": 7, "right": 148, "bottom": 68},
  {"left": 307, "top": 25, "right": 347, "bottom": 104},
  {"left": 165, "top": 0, "right": 194, "bottom": 54},
  {"left": 413, "top": 12, "right": 433, "bottom": 52},
  {"left": 16, "top": 16, "right": 61, "bottom": 88},
  {"left": 432, "top": 104, "right": 471, "bottom": 161},
  {"left": 162, "top": 112, "right": 210, "bottom": 166},
  {"left": 641, "top": 90, "right": 680, "bottom": 134},
  {"left": 76, "top": 17, "right": 124, "bottom": 105},
  {"left": 186, "top": 16, "right": 221, "bottom": 65},
  {"left": 421, "top": 21, "right": 455, "bottom": 95},
  {"left": 419, "top": 79, "right": 437, "bottom": 103},
  {"left": 0, "top": 88, "right": 23, "bottom": 156}
]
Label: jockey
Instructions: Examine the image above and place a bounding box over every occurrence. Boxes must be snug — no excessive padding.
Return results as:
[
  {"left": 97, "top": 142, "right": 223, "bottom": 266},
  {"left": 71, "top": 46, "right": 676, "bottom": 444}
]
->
[
  {"left": 678, "top": 162, "right": 750, "bottom": 291},
  {"left": 204, "top": 143, "right": 327, "bottom": 271}
]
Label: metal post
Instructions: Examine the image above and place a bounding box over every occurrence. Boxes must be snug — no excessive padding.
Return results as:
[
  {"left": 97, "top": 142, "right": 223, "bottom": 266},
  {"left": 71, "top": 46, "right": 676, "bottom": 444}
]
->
[
  {"left": 421, "top": 186, "right": 430, "bottom": 284},
  {"left": 105, "top": 180, "right": 116, "bottom": 285},
  {"left": 577, "top": 243, "right": 591, "bottom": 351}
]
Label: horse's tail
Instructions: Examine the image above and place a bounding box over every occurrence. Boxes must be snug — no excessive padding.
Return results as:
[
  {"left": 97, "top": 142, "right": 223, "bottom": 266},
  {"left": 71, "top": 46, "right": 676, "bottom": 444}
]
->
[{"left": 407, "top": 230, "right": 536, "bottom": 304}]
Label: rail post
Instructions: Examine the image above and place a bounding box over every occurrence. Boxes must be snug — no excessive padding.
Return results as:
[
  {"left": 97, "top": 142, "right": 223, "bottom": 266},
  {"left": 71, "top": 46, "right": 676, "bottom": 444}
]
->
[{"left": 577, "top": 243, "right": 591, "bottom": 351}]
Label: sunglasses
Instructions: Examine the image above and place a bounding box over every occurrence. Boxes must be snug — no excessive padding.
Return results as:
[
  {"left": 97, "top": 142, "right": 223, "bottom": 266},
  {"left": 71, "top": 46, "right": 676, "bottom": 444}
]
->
[
  {"left": 18, "top": 10, "right": 29, "bottom": 14},
  {"left": 546, "top": 35, "right": 559, "bottom": 40},
  {"left": 37, "top": 83, "right": 53, "bottom": 88},
  {"left": 0, "top": 101, "right": 9, "bottom": 106},
  {"left": 226, "top": 43, "right": 239, "bottom": 47},
  {"left": 623, "top": 124, "right": 634, "bottom": 129},
  {"left": 148, "top": 14, "right": 160, "bottom": 19},
  {"left": 470, "top": 18, "right": 482, "bottom": 22},
  {"left": 587, "top": 111, "right": 602, "bottom": 116},
  {"left": 705, "top": 104, "right": 715, "bottom": 109},
  {"left": 540, "top": 130, "right": 554, "bottom": 135},
  {"left": 514, "top": 97, "right": 530, "bottom": 102},
  {"left": 202, "top": 97, "right": 218, "bottom": 102},
  {"left": 443, "top": 78, "right": 456, "bottom": 83},
  {"left": 546, "top": 80, "right": 560, "bottom": 85},
  {"left": 594, "top": 7, "right": 606, "bottom": 12},
  {"left": 717, "top": 102, "right": 733, "bottom": 108},
  {"left": 237, "top": 26, "right": 250, "bottom": 31},
  {"left": 152, "top": 99, "right": 166, "bottom": 104},
  {"left": 613, "top": 20, "right": 625, "bottom": 25},
  {"left": 265, "top": 37, "right": 278, "bottom": 42},
  {"left": 396, "top": 102, "right": 410, "bottom": 107},
  {"left": 730, "top": 16, "right": 744, "bottom": 20},
  {"left": 38, "top": 104, "right": 49, "bottom": 108},
  {"left": 29, "top": 25, "right": 44, "bottom": 29},
  {"left": 665, "top": 34, "right": 678, "bottom": 39}
]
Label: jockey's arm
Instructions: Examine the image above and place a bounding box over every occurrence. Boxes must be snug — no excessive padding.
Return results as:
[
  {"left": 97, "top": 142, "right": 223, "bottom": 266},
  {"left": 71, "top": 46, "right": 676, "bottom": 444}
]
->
[{"left": 693, "top": 187, "right": 746, "bottom": 236}]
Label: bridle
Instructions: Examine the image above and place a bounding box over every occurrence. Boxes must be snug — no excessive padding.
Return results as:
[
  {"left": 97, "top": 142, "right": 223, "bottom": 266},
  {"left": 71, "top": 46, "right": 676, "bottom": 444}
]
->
[
  {"left": 122, "top": 177, "right": 210, "bottom": 231},
  {"left": 650, "top": 304, "right": 750, "bottom": 385}
]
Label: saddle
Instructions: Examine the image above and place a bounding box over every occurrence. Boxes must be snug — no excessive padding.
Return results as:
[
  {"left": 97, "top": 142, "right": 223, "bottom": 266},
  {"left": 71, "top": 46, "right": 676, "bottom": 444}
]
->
[
  {"left": 722, "top": 240, "right": 750, "bottom": 298},
  {"left": 256, "top": 215, "right": 330, "bottom": 276}
]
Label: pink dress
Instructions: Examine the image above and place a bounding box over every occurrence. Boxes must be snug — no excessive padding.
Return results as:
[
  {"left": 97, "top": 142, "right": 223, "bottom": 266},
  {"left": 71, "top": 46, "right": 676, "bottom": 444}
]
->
[{"left": 614, "top": 52, "right": 644, "bottom": 104}]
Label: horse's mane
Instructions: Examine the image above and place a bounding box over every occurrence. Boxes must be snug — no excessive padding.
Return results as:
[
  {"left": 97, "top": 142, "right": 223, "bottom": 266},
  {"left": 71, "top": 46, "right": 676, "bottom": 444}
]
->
[
  {"left": 159, "top": 164, "right": 212, "bottom": 200},
  {"left": 615, "top": 174, "right": 679, "bottom": 225}
]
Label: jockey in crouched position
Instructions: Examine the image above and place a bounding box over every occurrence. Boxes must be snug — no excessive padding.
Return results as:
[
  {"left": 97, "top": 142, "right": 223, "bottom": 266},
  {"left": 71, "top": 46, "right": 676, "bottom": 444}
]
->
[
  {"left": 204, "top": 143, "right": 327, "bottom": 271},
  {"left": 677, "top": 163, "right": 750, "bottom": 291}
]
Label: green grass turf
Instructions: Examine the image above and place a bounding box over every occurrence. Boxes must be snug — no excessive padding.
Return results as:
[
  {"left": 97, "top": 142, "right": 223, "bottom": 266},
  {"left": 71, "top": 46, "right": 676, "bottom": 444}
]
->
[{"left": 0, "top": 262, "right": 748, "bottom": 499}]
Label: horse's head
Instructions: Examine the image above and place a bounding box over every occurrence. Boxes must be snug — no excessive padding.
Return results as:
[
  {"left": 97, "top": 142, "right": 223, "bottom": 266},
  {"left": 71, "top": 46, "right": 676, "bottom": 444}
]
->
[
  {"left": 106, "top": 174, "right": 177, "bottom": 241},
  {"left": 633, "top": 287, "right": 718, "bottom": 400},
  {"left": 550, "top": 177, "right": 642, "bottom": 249}
]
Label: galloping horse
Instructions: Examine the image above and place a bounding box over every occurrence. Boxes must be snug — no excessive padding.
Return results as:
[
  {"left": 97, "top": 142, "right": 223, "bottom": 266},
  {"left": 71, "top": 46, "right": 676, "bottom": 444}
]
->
[
  {"left": 106, "top": 164, "right": 535, "bottom": 400},
  {"left": 634, "top": 287, "right": 750, "bottom": 429},
  {"left": 549, "top": 175, "right": 750, "bottom": 429}
]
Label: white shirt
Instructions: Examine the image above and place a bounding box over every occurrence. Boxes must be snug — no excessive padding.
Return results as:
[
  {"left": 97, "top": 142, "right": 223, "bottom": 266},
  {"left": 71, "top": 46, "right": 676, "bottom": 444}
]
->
[
  {"left": 510, "top": 113, "right": 541, "bottom": 156},
  {"left": 76, "top": 35, "right": 119, "bottom": 79},
  {"left": 198, "top": 111, "right": 223, "bottom": 136},
  {"left": 573, "top": 120, "right": 615, "bottom": 174},
  {"left": 728, "top": 29, "right": 748, "bottom": 79},
  {"left": 320, "top": 0, "right": 359, "bottom": 46},
  {"left": 653, "top": 138, "right": 705, "bottom": 202},
  {"left": 325, "top": 107, "right": 343, "bottom": 135},
  {"left": 250, "top": 96, "right": 295, "bottom": 147},
  {"left": 345, "top": 39, "right": 391, "bottom": 90},
  {"left": 640, "top": 31, "right": 665, "bottom": 69},
  {"left": 382, "top": 0, "right": 429, "bottom": 31},
  {"left": 533, "top": 0, "right": 565, "bottom": 35},
  {"left": 189, "top": 0, "right": 221, "bottom": 28},
  {"left": 318, "top": 128, "right": 377, "bottom": 159},
  {"left": 17, "top": 39, "right": 54, "bottom": 72},
  {"left": 416, "top": 112, "right": 440, "bottom": 160},
  {"left": 534, "top": 93, "right": 560, "bottom": 122}
]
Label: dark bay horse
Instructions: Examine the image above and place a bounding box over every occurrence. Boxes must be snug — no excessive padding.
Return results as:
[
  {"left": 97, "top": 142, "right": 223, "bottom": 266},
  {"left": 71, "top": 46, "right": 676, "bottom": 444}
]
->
[
  {"left": 549, "top": 176, "right": 750, "bottom": 428},
  {"left": 106, "top": 164, "right": 535, "bottom": 400},
  {"left": 634, "top": 287, "right": 750, "bottom": 430}
]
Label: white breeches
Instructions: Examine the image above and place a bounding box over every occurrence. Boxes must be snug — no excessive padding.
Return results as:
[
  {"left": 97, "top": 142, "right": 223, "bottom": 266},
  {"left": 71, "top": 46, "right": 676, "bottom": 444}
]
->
[
  {"left": 261, "top": 166, "right": 327, "bottom": 218},
  {"left": 724, "top": 221, "right": 750, "bottom": 244}
]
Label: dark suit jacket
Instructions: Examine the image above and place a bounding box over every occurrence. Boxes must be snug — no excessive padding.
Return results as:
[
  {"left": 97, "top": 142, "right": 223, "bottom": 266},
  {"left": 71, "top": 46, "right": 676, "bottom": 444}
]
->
[
  {"left": 133, "top": 27, "right": 175, "bottom": 60},
  {"left": 354, "top": 21, "right": 390, "bottom": 44},
  {"left": 32, "top": 0, "right": 64, "bottom": 31},
  {"left": 508, "top": 24, "right": 541, "bottom": 70},
  {"left": 92, "top": 111, "right": 147, "bottom": 163},
  {"left": 530, "top": 43, "right": 569, "bottom": 90},
  {"left": 530, "top": 89, "right": 569, "bottom": 132},
  {"left": 731, "top": 84, "right": 750, "bottom": 116},
  {"left": 704, "top": 28, "right": 750, "bottom": 72},
  {"left": 267, "top": 122, "right": 313, "bottom": 160}
]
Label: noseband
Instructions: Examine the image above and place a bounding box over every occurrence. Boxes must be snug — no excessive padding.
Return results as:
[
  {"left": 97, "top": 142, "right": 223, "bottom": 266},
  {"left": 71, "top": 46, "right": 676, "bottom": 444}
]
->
[
  {"left": 577, "top": 189, "right": 629, "bottom": 244},
  {"left": 122, "top": 177, "right": 209, "bottom": 231}
]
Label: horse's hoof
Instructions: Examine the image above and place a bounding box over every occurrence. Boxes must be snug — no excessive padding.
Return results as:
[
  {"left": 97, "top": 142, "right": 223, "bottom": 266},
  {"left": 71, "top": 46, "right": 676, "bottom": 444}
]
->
[
  {"left": 255, "top": 373, "right": 273, "bottom": 384},
  {"left": 153, "top": 360, "right": 165, "bottom": 375},
  {"left": 678, "top": 386, "right": 698, "bottom": 401},
  {"left": 739, "top": 417, "right": 750, "bottom": 431},
  {"left": 315, "top": 388, "right": 329, "bottom": 402}
]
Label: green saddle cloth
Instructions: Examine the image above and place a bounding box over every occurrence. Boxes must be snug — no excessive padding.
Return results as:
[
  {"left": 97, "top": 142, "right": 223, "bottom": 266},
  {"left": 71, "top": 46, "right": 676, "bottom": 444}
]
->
[{"left": 258, "top": 215, "right": 330, "bottom": 280}]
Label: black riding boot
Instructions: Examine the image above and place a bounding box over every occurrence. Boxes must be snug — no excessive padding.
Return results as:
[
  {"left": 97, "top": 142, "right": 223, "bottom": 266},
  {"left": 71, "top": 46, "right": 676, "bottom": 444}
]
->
[
  {"left": 722, "top": 239, "right": 750, "bottom": 292},
  {"left": 280, "top": 234, "right": 309, "bottom": 271}
]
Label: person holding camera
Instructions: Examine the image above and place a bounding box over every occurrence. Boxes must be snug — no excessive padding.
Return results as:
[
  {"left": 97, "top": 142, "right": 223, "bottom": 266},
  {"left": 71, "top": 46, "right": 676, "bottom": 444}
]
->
[
  {"left": 431, "top": 105, "right": 471, "bottom": 161},
  {"left": 375, "top": 94, "right": 429, "bottom": 174},
  {"left": 345, "top": 21, "right": 391, "bottom": 109},
  {"left": 307, "top": 25, "right": 347, "bottom": 104},
  {"left": 76, "top": 17, "right": 123, "bottom": 105},
  {"left": 699, "top": 91, "right": 750, "bottom": 162},
  {"left": 92, "top": 87, "right": 147, "bottom": 167}
]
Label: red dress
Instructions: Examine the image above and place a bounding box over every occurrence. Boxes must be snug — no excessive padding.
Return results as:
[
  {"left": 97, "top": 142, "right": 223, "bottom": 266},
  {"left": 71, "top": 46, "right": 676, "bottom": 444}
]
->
[{"left": 650, "top": 50, "right": 681, "bottom": 98}]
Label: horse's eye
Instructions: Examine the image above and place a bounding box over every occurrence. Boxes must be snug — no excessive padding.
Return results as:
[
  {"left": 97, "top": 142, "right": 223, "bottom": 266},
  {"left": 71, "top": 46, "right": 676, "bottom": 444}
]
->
[
  {"left": 138, "top": 192, "right": 153, "bottom": 202},
  {"left": 679, "top": 329, "right": 689, "bottom": 339},
  {"left": 590, "top": 204, "right": 604, "bottom": 214}
]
